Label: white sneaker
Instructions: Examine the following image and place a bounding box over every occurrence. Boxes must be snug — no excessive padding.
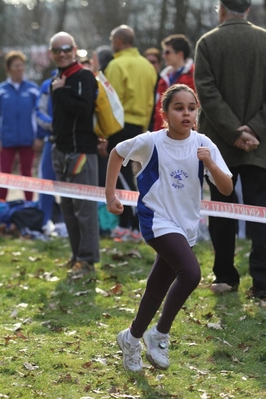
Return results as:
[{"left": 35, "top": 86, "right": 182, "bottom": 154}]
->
[
  {"left": 116, "top": 328, "right": 143, "bottom": 372},
  {"left": 143, "top": 325, "right": 170, "bottom": 370}
]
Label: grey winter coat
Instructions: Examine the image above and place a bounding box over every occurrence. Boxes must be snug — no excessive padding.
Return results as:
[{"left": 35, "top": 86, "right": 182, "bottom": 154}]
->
[{"left": 194, "top": 18, "right": 266, "bottom": 169}]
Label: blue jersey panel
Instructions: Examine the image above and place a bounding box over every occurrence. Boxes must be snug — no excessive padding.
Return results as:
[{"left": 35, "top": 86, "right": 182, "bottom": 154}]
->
[{"left": 137, "top": 145, "right": 159, "bottom": 241}]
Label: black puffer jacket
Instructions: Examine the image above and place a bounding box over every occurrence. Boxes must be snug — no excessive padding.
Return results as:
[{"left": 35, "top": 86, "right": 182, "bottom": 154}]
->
[{"left": 51, "top": 63, "right": 98, "bottom": 154}]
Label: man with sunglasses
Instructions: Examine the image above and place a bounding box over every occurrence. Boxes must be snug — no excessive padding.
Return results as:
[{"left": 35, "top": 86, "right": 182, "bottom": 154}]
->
[
  {"left": 153, "top": 34, "right": 195, "bottom": 131},
  {"left": 49, "top": 31, "right": 99, "bottom": 277}
]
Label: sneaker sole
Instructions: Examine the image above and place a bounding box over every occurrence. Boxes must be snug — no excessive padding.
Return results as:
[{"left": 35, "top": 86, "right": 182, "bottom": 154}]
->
[{"left": 143, "top": 332, "right": 169, "bottom": 370}]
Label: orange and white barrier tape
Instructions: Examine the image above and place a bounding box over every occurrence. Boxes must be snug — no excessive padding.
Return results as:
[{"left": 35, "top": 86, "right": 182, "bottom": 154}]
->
[{"left": 1, "top": 172, "right": 266, "bottom": 223}]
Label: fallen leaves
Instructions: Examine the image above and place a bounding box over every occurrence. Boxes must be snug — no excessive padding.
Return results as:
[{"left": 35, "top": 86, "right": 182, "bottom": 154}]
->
[
  {"left": 207, "top": 322, "right": 223, "bottom": 330},
  {"left": 23, "top": 362, "right": 39, "bottom": 371}
]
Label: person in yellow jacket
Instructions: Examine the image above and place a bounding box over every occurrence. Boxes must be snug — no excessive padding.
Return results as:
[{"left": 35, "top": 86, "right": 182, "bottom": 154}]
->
[{"left": 105, "top": 24, "right": 157, "bottom": 242}]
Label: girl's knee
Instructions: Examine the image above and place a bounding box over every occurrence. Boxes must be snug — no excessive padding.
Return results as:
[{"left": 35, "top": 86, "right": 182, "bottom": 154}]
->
[
  {"left": 184, "top": 265, "right": 201, "bottom": 289},
  {"left": 193, "top": 268, "right": 201, "bottom": 288}
]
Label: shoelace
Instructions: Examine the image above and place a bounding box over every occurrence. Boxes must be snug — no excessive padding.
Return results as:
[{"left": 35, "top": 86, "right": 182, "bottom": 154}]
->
[{"left": 128, "top": 344, "right": 142, "bottom": 365}]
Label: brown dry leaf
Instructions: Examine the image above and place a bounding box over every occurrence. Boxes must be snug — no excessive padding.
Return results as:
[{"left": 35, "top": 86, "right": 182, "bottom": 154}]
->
[
  {"left": 15, "top": 331, "right": 27, "bottom": 340},
  {"left": 4, "top": 335, "right": 15, "bottom": 345},
  {"left": 102, "top": 313, "right": 112, "bottom": 319},
  {"left": 102, "top": 263, "right": 118, "bottom": 269},
  {"left": 203, "top": 312, "right": 214, "bottom": 319},
  {"left": 55, "top": 373, "right": 73, "bottom": 383},
  {"left": 189, "top": 314, "right": 201, "bottom": 325},
  {"left": 109, "top": 284, "right": 123, "bottom": 295},
  {"left": 111, "top": 251, "right": 125, "bottom": 261},
  {"left": 82, "top": 362, "right": 92, "bottom": 369},
  {"left": 84, "top": 385, "right": 92, "bottom": 393}
]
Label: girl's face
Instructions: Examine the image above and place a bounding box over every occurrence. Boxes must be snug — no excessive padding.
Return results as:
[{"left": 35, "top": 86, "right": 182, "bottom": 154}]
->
[{"left": 163, "top": 90, "right": 198, "bottom": 140}]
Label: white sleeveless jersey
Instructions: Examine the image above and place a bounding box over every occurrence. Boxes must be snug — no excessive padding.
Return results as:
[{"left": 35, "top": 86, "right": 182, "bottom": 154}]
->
[{"left": 116, "top": 129, "right": 231, "bottom": 246}]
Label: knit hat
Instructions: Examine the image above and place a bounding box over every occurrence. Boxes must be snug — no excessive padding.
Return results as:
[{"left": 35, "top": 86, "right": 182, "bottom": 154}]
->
[{"left": 220, "top": 0, "right": 251, "bottom": 12}]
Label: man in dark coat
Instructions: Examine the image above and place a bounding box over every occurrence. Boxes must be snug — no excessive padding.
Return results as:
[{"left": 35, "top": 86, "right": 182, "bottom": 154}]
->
[{"left": 194, "top": 0, "right": 266, "bottom": 298}]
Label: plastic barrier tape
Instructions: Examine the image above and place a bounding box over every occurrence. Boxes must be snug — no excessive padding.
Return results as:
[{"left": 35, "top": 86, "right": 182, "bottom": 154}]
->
[{"left": 1, "top": 172, "right": 266, "bottom": 223}]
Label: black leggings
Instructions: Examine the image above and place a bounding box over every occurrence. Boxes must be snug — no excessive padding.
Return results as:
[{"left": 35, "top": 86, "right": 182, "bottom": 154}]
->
[{"left": 130, "top": 233, "right": 201, "bottom": 337}]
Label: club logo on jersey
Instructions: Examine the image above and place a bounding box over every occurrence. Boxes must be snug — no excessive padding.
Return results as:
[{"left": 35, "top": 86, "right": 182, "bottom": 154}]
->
[{"left": 170, "top": 169, "right": 188, "bottom": 189}]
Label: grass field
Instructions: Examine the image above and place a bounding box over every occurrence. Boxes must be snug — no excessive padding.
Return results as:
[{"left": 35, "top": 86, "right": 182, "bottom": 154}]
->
[{"left": 0, "top": 234, "right": 265, "bottom": 399}]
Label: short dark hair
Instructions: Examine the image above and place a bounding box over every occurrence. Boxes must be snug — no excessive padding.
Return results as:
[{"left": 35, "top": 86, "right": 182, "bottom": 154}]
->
[
  {"left": 5, "top": 51, "right": 26, "bottom": 70},
  {"left": 161, "top": 34, "right": 191, "bottom": 59}
]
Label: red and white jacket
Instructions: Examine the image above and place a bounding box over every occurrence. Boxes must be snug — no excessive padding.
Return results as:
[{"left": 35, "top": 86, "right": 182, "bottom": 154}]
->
[{"left": 153, "top": 58, "right": 195, "bottom": 131}]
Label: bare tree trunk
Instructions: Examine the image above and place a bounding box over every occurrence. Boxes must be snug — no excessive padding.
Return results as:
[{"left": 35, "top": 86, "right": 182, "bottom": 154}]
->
[
  {"left": 157, "top": 0, "right": 168, "bottom": 46},
  {"left": 173, "top": 0, "right": 187, "bottom": 34},
  {"left": 55, "top": 0, "right": 69, "bottom": 33}
]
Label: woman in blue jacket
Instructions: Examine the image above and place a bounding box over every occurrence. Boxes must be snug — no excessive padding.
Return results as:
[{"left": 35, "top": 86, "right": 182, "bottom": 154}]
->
[{"left": 0, "top": 51, "right": 41, "bottom": 201}]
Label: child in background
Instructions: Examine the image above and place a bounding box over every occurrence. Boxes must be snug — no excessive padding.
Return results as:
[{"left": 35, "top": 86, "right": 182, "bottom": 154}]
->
[{"left": 105, "top": 84, "right": 233, "bottom": 372}]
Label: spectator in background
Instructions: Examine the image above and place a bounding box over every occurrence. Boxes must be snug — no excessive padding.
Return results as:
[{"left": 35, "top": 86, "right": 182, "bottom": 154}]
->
[
  {"left": 153, "top": 34, "right": 195, "bottom": 131},
  {"left": 93, "top": 45, "right": 113, "bottom": 187},
  {"left": 36, "top": 71, "right": 63, "bottom": 234},
  {"left": 144, "top": 47, "right": 162, "bottom": 131},
  {"left": 93, "top": 45, "right": 118, "bottom": 236},
  {"left": 194, "top": 0, "right": 266, "bottom": 298},
  {"left": 49, "top": 31, "right": 99, "bottom": 276},
  {"left": 0, "top": 51, "right": 42, "bottom": 201},
  {"left": 93, "top": 45, "right": 114, "bottom": 75},
  {"left": 105, "top": 24, "right": 157, "bottom": 242},
  {"left": 144, "top": 47, "right": 162, "bottom": 76},
  {"left": 79, "top": 56, "right": 93, "bottom": 71}
]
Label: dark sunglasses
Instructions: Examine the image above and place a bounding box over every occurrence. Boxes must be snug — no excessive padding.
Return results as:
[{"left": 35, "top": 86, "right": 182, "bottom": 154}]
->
[
  {"left": 51, "top": 45, "right": 74, "bottom": 55},
  {"left": 149, "top": 59, "right": 159, "bottom": 65},
  {"left": 163, "top": 49, "right": 176, "bottom": 56}
]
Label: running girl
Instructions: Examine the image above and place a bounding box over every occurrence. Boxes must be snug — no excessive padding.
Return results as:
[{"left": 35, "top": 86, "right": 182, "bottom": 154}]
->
[{"left": 105, "top": 84, "right": 233, "bottom": 372}]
